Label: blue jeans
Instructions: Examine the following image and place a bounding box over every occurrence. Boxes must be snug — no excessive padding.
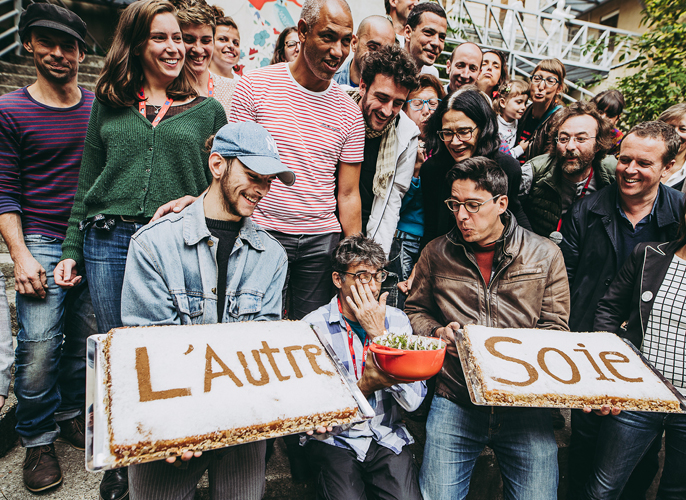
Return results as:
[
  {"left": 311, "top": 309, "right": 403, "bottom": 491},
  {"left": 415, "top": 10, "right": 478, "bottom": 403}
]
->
[
  {"left": 583, "top": 410, "right": 686, "bottom": 500},
  {"left": 84, "top": 222, "right": 146, "bottom": 333},
  {"left": 419, "top": 396, "right": 559, "bottom": 500},
  {"left": 14, "top": 234, "right": 97, "bottom": 447},
  {"left": 267, "top": 231, "right": 340, "bottom": 320},
  {"left": 388, "top": 231, "right": 421, "bottom": 310}
]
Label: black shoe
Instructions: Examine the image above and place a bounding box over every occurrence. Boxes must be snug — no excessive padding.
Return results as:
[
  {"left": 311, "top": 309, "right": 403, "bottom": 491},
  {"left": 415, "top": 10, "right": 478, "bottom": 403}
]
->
[
  {"left": 100, "top": 467, "right": 129, "bottom": 500},
  {"left": 551, "top": 408, "right": 566, "bottom": 429},
  {"left": 23, "top": 444, "right": 63, "bottom": 492},
  {"left": 58, "top": 414, "right": 85, "bottom": 450}
]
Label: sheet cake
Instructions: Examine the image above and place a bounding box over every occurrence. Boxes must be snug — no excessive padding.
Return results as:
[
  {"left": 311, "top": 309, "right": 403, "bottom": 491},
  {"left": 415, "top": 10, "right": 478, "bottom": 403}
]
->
[
  {"left": 104, "top": 321, "right": 362, "bottom": 465},
  {"left": 458, "top": 325, "right": 682, "bottom": 412}
]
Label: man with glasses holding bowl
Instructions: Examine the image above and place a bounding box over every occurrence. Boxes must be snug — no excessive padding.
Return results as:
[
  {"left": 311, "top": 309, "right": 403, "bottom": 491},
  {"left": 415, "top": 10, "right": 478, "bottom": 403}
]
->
[
  {"left": 302, "top": 233, "right": 426, "bottom": 500},
  {"left": 406, "top": 156, "right": 570, "bottom": 500}
]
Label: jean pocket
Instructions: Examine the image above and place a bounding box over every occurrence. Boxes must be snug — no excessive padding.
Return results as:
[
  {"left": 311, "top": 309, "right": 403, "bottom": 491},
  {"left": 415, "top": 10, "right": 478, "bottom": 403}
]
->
[
  {"left": 172, "top": 293, "right": 205, "bottom": 324},
  {"left": 227, "top": 291, "right": 263, "bottom": 319}
]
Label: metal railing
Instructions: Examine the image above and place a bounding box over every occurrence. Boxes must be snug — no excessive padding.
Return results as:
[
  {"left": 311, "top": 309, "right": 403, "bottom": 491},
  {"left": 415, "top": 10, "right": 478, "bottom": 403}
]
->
[
  {"left": 438, "top": 0, "right": 643, "bottom": 99},
  {"left": 0, "top": 0, "right": 104, "bottom": 58}
]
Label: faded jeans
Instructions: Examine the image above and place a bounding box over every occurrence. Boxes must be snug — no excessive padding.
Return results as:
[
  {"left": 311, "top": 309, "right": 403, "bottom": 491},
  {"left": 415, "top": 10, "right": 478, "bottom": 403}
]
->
[
  {"left": 14, "top": 235, "right": 97, "bottom": 447},
  {"left": 419, "top": 395, "right": 559, "bottom": 500}
]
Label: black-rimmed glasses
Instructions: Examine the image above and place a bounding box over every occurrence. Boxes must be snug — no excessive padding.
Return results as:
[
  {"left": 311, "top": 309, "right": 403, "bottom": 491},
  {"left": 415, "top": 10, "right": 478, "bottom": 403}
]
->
[
  {"left": 336, "top": 270, "right": 389, "bottom": 284},
  {"left": 444, "top": 195, "right": 501, "bottom": 213},
  {"left": 437, "top": 126, "right": 478, "bottom": 142},
  {"left": 531, "top": 74, "right": 560, "bottom": 87}
]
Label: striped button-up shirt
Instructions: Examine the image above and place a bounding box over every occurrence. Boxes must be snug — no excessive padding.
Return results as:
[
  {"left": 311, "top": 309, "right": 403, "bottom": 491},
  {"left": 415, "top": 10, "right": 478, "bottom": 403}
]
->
[{"left": 302, "top": 296, "right": 426, "bottom": 461}]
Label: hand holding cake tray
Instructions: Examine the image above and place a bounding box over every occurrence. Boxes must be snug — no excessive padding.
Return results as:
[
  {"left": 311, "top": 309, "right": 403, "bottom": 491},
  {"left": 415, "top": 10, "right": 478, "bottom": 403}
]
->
[
  {"left": 86, "top": 320, "right": 375, "bottom": 471},
  {"left": 456, "top": 325, "right": 686, "bottom": 412}
]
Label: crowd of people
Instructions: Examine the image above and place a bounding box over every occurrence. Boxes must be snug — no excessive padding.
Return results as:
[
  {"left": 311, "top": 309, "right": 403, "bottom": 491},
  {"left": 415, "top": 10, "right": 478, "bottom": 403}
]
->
[{"left": 0, "top": 0, "right": 685, "bottom": 499}]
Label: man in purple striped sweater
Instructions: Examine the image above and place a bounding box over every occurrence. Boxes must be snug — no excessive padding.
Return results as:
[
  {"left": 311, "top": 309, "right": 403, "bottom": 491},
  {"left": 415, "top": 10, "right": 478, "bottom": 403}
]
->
[{"left": 0, "top": 3, "right": 98, "bottom": 494}]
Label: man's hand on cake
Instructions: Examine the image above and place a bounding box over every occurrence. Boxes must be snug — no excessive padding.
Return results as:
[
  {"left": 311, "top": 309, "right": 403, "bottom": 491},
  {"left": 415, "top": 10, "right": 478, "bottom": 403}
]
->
[
  {"left": 165, "top": 450, "right": 203, "bottom": 463},
  {"left": 357, "top": 351, "right": 405, "bottom": 396},
  {"left": 435, "top": 322, "right": 460, "bottom": 357},
  {"left": 346, "top": 283, "right": 388, "bottom": 339},
  {"left": 583, "top": 404, "right": 622, "bottom": 416},
  {"left": 305, "top": 425, "right": 334, "bottom": 436}
]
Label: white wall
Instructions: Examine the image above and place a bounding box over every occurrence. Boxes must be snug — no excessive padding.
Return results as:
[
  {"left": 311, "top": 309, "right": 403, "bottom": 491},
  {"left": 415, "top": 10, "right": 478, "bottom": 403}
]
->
[{"left": 218, "top": 0, "right": 385, "bottom": 72}]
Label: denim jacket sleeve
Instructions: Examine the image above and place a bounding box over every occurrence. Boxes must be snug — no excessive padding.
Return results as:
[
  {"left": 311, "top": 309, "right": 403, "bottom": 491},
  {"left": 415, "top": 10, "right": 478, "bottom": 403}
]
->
[{"left": 121, "top": 234, "right": 180, "bottom": 327}]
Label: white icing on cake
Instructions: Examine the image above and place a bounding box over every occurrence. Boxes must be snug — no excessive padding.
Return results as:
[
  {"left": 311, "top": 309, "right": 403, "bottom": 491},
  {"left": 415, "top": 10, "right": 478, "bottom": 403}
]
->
[
  {"left": 461, "top": 325, "right": 682, "bottom": 411},
  {"left": 105, "top": 321, "right": 360, "bottom": 461}
]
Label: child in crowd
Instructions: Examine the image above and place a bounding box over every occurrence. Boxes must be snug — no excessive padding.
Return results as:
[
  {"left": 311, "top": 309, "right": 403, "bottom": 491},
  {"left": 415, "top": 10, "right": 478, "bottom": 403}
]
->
[
  {"left": 493, "top": 79, "right": 530, "bottom": 159},
  {"left": 591, "top": 89, "right": 625, "bottom": 155}
]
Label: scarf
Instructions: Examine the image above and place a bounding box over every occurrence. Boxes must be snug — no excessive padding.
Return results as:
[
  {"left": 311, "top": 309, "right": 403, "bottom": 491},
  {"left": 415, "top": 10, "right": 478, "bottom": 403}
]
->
[{"left": 348, "top": 89, "right": 397, "bottom": 198}]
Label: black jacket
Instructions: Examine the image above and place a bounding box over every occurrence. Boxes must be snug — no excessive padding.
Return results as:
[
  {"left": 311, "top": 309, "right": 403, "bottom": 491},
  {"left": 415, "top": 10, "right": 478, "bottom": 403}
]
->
[
  {"left": 420, "top": 149, "right": 531, "bottom": 249},
  {"left": 594, "top": 240, "right": 683, "bottom": 349},
  {"left": 560, "top": 183, "right": 684, "bottom": 332}
]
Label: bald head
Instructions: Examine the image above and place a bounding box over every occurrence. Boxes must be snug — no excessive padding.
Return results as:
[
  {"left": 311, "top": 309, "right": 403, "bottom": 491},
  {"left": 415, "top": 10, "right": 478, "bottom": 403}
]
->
[
  {"left": 446, "top": 42, "right": 483, "bottom": 93},
  {"left": 349, "top": 15, "right": 396, "bottom": 86}
]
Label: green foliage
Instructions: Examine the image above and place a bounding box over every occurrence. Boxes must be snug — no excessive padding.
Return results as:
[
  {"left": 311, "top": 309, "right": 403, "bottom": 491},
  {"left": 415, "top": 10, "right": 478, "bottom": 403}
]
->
[{"left": 616, "top": 0, "right": 686, "bottom": 128}]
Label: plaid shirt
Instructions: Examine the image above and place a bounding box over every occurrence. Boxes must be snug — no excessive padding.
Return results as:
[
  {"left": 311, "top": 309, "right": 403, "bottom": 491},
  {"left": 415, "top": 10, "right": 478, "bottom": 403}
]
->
[{"left": 302, "top": 295, "right": 426, "bottom": 461}]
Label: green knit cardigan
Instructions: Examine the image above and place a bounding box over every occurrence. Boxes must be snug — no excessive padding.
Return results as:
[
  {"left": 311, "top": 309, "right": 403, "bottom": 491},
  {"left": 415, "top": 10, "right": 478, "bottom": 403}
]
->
[{"left": 61, "top": 97, "right": 227, "bottom": 268}]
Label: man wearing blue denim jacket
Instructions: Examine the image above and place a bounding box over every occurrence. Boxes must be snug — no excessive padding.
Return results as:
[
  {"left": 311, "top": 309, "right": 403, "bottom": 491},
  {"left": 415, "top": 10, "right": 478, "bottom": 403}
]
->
[{"left": 119, "top": 122, "right": 295, "bottom": 500}]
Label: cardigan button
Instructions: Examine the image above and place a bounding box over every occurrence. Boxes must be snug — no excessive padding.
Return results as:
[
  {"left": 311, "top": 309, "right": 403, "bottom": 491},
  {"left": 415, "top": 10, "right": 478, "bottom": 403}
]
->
[
  {"left": 641, "top": 291, "right": 653, "bottom": 302},
  {"left": 212, "top": 288, "right": 216, "bottom": 294},
  {"left": 208, "top": 240, "right": 214, "bottom": 247},
  {"left": 604, "top": 278, "right": 612, "bottom": 286}
]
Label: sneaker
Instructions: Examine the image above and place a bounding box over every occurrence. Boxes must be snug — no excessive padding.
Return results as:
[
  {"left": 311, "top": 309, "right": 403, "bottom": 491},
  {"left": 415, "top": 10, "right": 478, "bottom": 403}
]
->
[
  {"left": 58, "top": 414, "right": 86, "bottom": 450},
  {"left": 23, "top": 444, "right": 63, "bottom": 493}
]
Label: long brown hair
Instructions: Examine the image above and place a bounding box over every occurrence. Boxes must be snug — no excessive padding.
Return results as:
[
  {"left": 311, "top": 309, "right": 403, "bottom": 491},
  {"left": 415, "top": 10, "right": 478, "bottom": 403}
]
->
[{"left": 96, "top": 0, "right": 197, "bottom": 108}]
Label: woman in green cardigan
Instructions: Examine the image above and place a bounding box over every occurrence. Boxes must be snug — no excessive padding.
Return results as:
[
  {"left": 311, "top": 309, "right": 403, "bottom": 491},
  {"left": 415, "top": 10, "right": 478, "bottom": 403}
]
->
[{"left": 53, "top": 0, "right": 226, "bottom": 496}]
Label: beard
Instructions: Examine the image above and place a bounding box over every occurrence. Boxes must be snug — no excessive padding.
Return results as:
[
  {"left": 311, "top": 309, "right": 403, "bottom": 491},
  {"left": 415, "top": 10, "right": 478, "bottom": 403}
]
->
[{"left": 556, "top": 149, "right": 595, "bottom": 176}]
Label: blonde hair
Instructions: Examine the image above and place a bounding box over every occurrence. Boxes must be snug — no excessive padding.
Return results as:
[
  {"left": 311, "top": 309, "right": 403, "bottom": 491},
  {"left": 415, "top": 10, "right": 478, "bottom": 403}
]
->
[{"left": 493, "top": 79, "right": 529, "bottom": 115}]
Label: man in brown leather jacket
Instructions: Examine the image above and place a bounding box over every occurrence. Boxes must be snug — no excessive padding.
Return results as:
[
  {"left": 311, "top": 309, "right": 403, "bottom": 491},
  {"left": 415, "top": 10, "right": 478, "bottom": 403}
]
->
[{"left": 405, "top": 156, "right": 570, "bottom": 500}]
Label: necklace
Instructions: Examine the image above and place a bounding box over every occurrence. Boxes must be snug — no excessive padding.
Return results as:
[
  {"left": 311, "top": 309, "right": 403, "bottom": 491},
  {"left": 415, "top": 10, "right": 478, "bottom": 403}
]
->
[{"left": 151, "top": 103, "right": 162, "bottom": 114}]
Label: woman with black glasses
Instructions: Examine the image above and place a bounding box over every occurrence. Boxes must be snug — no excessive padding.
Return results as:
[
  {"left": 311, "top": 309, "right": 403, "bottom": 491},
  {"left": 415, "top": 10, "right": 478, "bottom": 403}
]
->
[
  {"left": 419, "top": 89, "right": 531, "bottom": 248},
  {"left": 515, "top": 58, "right": 566, "bottom": 164}
]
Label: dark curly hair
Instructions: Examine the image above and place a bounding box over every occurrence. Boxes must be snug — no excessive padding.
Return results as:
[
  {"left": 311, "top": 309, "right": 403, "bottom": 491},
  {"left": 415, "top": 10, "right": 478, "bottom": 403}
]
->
[
  {"left": 360, "top": 44, "right": 419, "bottom": 93},
  {"left": 546, "top": 100, "right": 614, "bottom": 158},
  {"left": 331, "top": 233, "right": 387, "bottom": 276},
  {"left": 424, "top": 89, "right": 500, "bottom": 159}
]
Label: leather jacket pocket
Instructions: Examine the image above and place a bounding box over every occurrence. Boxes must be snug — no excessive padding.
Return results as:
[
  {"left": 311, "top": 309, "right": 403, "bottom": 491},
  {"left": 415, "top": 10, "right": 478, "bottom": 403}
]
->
[
  {"left": 172, "top": 293, "right": 205, "bottom": 325},
  {"left": 227, "top": 291, "right": 263, "bottom": 320}
]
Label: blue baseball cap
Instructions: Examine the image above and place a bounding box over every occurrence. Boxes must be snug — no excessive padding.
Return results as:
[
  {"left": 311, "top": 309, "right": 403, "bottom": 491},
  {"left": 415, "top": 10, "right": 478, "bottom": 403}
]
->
[{"left": 211, "top": 122, "right": 296, "bottom": 186}]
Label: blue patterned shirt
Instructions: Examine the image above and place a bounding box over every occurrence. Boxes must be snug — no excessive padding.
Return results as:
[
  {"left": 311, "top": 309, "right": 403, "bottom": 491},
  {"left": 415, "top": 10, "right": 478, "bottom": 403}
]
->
[
  {"left": 333, "top": 59, "right": 358, "bottom": 88},
  {"left": 301, "top": 296, "right": 426, "bottom": 461}
]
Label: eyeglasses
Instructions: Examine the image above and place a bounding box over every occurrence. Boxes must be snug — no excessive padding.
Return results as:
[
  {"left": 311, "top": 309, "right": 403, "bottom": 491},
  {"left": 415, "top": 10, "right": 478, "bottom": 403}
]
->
[
  {"left": 556, "top": 135, "right": 596, "bottom": 145},
  {"left": 444, "top": 195, "right": 501, "bottom": 213},
  {"left": 336, "top": 270, "right": 389, "bottom": 284},
  {"left": 437, "top": 126, "right": 478, "bottom": 142},
  {"left": 285, "top": 40, "right": 300, "bottom": 48},
  {"left": 407, "top": 98, "right": 441, "bottom": 111},
  {"left": 531, "top": 74, "right": 560, "bottom": 87}
]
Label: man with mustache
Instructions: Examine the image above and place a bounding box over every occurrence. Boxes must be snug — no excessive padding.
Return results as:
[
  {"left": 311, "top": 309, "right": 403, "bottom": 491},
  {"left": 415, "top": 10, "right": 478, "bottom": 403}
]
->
[
  {"left": 520, "top": 101, "right": 618, "bottom": 239},
  {"left": 560, "top": 121, "right": 685, "bottom": 499},
  {"left": 0, "top": 4, "right": 97, "bottom": 493},
  {"left": 403, "top": 1, "right": 447, "bottom": 79},
  {"left": 347, "top": 44, "right": 420, "bottom": 256},
  {"left": 443, "top": 42, "right": 483, "bottom": 94}
]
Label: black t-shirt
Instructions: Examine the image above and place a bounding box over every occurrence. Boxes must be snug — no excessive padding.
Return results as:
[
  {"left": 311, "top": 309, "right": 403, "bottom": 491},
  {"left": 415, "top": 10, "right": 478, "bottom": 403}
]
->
[
  {"left": 360, "top": 135, "right": 383, "bottom": 230},
  {"left": 206, "top": 217, "right": 242, "bottom": 321}
]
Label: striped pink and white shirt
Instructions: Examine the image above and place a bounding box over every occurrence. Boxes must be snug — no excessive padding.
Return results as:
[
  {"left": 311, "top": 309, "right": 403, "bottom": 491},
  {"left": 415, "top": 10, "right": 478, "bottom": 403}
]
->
[{"left": 229, "top": 63, "right": 365, "bottom": 234}]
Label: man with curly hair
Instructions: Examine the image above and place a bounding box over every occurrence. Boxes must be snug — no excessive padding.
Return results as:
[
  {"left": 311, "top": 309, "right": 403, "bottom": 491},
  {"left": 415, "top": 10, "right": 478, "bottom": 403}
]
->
[{"left": 349, "top": 44, "right": 420, "bottom": 256}]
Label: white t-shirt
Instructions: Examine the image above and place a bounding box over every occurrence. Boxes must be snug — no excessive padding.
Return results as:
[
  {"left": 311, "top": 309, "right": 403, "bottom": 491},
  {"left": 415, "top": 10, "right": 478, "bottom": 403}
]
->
[{"left": 230, "top": 63, "right": 365, "bottom": 234}]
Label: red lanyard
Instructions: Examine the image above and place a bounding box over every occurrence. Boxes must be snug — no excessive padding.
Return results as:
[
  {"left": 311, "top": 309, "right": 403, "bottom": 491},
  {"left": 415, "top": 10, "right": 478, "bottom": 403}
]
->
[
  {"left": 208, "top": 74, "right": 214, "bottom": 97},
  {"left": 556, "top": 168, "right": 594, "bottom": 232},
  {"left": 337, "top": 297, "right": 370, "bottom": 379},
  {"left": 138, "top": 88, "right": 173, "bottom": 128}
]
